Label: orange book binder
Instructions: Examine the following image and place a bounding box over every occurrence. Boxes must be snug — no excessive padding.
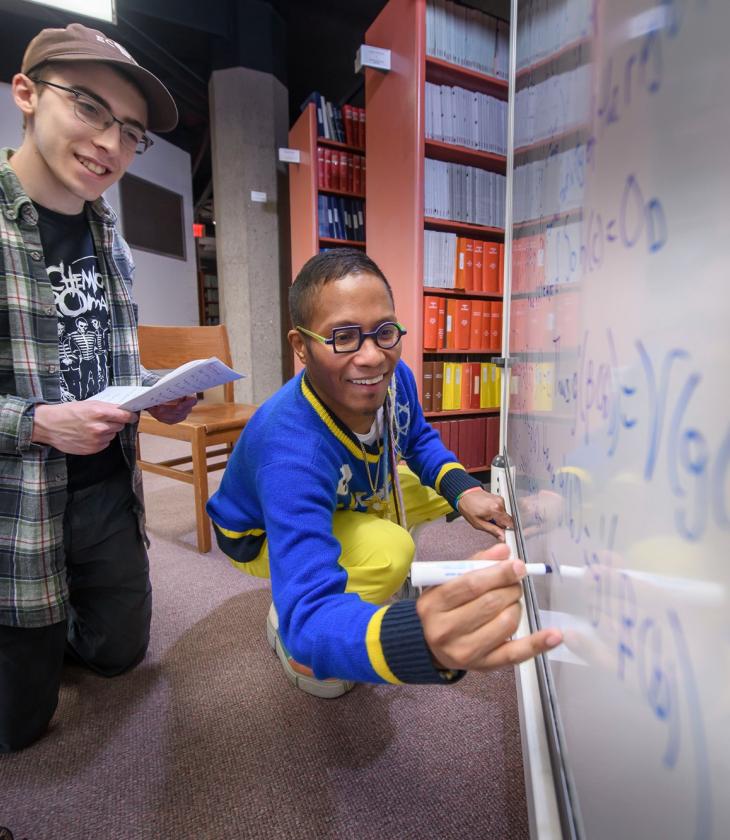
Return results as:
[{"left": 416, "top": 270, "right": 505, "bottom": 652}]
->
[
  {"left": 489, "top": 301, "right": 501, "bottom": 352},
  {"left": 456, "top": 237, "right": 467, "bottom": 289},
  {"left": 459, "top": 362, "right": 471, "bottom": 410},
  {"left": 472, "top": 240, "right": 484, "bottom": 292},
  {"left": 437, "top": 297, "right": 446, "bottom": 348},
  {"left": 498, "top": 243, "right": 505, "bottom": 295},
  {"left": 470, "top": 300, "right": 483, "bottom": 350},
  {"left": 445, "top": 298, "right": 458, "bottom": 350},
  {"left": 483, "top": 242, "right": 499, "bottom": 293},
  {"left": 455, "top": 300, "right": 471, "bottom": 350},
  {"left": 423, "top": 295, "right": 440, "bottom": 350},
  {"left": 464, "top": 239, "right": 474, "bottom": 291}
]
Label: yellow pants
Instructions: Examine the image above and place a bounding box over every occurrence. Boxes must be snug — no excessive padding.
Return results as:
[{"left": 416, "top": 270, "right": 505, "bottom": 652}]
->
[{"left": 239, "top": 465, "right": 452, "bottom": 605}]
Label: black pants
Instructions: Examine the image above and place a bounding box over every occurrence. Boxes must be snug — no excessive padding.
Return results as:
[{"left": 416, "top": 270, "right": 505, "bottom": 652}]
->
[{"left": 0, "top": 470, "right": 151, "bottom": 753}]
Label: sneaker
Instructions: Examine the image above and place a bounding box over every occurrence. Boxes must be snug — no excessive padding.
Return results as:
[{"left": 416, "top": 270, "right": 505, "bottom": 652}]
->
[{"left": 266, "top": 605, "right": 355, "bottom": 699}]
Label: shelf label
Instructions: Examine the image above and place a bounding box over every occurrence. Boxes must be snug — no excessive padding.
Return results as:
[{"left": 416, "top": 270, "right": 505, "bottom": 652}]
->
[
  {"left": 355, "top": 45, "right": 391, "bottom": 74},
  {"left": 278, "top": 147, "right": 301, "bottom": 164}
]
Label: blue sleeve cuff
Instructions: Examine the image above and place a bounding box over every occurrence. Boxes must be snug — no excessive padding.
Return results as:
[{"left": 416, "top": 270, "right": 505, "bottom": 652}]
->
[
  {"left": 381, "top": 599, "right": 465, "bottom": 685},
  {"left": 438, "top": 467, "right": 483, "bottom": 509}
]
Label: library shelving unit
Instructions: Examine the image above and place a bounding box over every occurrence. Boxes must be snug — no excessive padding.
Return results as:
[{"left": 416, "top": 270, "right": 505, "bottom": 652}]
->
[
  {"left": 364, "top": 0, "right": 508, "bottom": 473},
  {"left": 287, "top": 102, "right": 366, "bottom": 283}
]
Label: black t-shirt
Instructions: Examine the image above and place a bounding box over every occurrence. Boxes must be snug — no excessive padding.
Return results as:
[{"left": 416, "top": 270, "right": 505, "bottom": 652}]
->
[{"left": 35, "top": 202, "right": 126, "bottom": 490}]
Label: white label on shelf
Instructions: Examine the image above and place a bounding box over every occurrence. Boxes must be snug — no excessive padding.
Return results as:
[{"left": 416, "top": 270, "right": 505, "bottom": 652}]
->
[
  {"left": 250, "top": 191, "right": 267, "bottom": 203},
  {"left": 355, "top": 45, "right": 391, "bottom": 73},
  {"left": 278, "top": 148, "right": 301, "bottom": 164}
]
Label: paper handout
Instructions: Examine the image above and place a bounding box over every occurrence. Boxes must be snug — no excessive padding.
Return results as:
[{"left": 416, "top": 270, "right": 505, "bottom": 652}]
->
[{"left": 91, "top": 357, "right": 244, "bottom": 412}]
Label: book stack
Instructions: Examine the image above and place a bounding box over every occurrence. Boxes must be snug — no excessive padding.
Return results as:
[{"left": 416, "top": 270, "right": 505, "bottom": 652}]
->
[
  {"left": 422, "top": 359, "right": 502, "bottom": 411},
  {"left": 426, "top": 0, "right": 509, "bottom": 79},
  {"left": 424, "top": 232, "right": 504, "bottom": 292},
  {"left": 425, "top": 83, "right": 507, "bottom": 154},
  {"left": 302, "top": 92, "right": 366, "bottom": 148},
  {"left": 317, "top": 147, "right": 366, "bottom": 195},
  {"left": 423, "top": 295, "right": 502, "bottom": 351},
  {"left": 317, "top": 196, "right": 365, "bottom": 242},
  {"left": 429, "top": 415, "right": 500, "bottom": 471},
  {"left": 425, "top": 159, "right": 506, "bottom": 227}
]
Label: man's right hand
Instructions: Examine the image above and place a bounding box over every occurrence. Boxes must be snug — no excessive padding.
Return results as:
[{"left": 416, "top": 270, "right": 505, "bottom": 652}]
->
[
  {"left": 32, "top": 401, "right": 137, "bottom": 455},
  {"left": 416, "top": 542, "right": 563, "bottom": 672}
]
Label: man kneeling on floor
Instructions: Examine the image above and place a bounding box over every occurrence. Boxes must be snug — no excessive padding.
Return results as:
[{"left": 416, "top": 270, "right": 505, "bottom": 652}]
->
[{"left": 207, "top": 249, "right": 562, "bottom": 696}]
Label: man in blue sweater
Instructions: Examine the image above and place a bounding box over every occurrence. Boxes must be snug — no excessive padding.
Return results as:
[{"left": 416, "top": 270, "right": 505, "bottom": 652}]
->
[{"left": 207, "top": 249, "right": 562, "bottom": 697}]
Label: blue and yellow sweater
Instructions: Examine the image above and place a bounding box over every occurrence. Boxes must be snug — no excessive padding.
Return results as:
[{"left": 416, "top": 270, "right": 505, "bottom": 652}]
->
[{"left": 206, "top": 360, "right": 481, "bottom": 685}]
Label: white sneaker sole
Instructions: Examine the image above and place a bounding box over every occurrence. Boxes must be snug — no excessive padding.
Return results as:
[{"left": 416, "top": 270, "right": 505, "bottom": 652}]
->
[{"left": 266, "top": 607, "right": 354, "bottom": 700}]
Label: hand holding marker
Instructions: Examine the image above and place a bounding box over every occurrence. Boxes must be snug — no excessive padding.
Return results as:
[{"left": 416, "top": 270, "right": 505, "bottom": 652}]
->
[{"left": 410, "top": 528, "right": 582, "bottom": 587}]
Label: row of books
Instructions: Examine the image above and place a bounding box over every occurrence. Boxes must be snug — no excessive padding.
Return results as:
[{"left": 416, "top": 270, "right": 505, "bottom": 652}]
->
[
  {"left": 432, "top": 415, "right": 499, "bottom": 472},
  {"left": 516, "top": 0, "right": 590, "bottom": 72},
  {"left": 425, "top": 159, "right": 506, "bottom": 228},
  {"left": 515, "top": 65, "right": 590, "bottom": 148},
  {"left": 425, "top": 82, "right": 507, "bottom": 155},
  {"left": 424, "top": 296, "right": 503, "bottom": 352},
  {"left": 317, "top": 195, "right": 365, "bottom": 241},
  {"left": 424, "top": 231, "right": 505, "bottom": 292},
  {"left": 302, "top": 93, "right": 366, "bottom": 149},
  {"left": 426, "top": 0, "right": 509, "bottom": 80},
  {"left": 513, "top": 145, "right": 584, "bottom": 224},
  {"left": 317, "top": 147, "right": 365, "bottom": 195},
  {"left": 510, "top": 292, "right": 579, "bottom": 353},
  {"left": 423, "top": 360, "right": 502, "bottom": 411}
]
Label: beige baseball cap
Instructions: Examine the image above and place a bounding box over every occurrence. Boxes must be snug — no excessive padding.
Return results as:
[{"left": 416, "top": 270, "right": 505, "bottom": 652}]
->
[{"left": 21, "top": 22, "right": 178, "bottom": 132}]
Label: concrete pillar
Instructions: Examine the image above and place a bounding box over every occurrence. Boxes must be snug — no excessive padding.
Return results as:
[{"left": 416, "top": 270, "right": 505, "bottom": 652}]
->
[{"left": 208, "top": 66, "right": 292, "bottom": 404}]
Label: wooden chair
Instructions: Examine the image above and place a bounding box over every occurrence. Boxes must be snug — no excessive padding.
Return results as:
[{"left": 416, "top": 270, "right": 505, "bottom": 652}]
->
[{"left": 136, "top": 325, "right": 257, "bottom": 553}]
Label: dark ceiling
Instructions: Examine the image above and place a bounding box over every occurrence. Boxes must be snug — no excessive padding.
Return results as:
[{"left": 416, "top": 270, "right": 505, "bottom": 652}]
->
[{"left": 0, "top": 0, "right": 388, "bottom": 216}]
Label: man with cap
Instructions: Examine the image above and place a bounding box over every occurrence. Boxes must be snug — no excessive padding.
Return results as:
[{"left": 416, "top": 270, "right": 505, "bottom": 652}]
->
[{"left": 0, "top": 22, "right": 196, "bottom": 751}]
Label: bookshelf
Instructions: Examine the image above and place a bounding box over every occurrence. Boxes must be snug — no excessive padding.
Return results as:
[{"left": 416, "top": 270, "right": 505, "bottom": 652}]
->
[
  {"left": 287, "top": 102, "right": 366, "bottom": 283},
  {"left": 364, "top": 0, "right": 508, "bottom": 473}
]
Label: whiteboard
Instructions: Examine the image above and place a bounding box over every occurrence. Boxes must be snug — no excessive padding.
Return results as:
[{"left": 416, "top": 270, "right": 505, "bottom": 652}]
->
[{"left": 505, "top": 1, "right": 730, "bottom": 838}]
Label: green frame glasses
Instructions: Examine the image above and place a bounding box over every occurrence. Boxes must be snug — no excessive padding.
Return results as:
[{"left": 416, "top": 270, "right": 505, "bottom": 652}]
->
[
  {"left": 31, "top": 78, "right": 153, "bottom": 154},
  {"left": 296, "top": 322, "right": 407, "bottom": 353}
]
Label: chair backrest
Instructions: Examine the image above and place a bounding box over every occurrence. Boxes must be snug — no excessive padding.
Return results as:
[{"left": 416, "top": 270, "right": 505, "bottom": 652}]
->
[{"left": 137, "top": 324, "right": 236, "bottom": 402}]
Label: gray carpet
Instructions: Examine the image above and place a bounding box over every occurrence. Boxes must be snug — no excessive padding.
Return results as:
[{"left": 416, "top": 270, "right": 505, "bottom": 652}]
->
[{"left": 0, "top": 436, "right": 529, "bottom": 840}]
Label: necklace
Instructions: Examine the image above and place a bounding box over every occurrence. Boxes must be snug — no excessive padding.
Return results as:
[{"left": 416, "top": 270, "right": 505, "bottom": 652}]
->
[{"left": 358, "top": 413, "right": 383, "bottom": 502}]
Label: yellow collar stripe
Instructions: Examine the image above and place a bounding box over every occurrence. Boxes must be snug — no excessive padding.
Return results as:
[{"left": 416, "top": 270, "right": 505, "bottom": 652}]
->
[
  {"left": 365, "top": 606, "right": 403, "bottom": 684},
  {"left": 300, "top": 376, "right": 380, "bottom": 463}
]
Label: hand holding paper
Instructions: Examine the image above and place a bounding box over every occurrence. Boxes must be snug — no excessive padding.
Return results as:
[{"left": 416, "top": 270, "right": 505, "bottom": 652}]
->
[{"left": 91, "top": 357, "right": 244, "bottom": 412}]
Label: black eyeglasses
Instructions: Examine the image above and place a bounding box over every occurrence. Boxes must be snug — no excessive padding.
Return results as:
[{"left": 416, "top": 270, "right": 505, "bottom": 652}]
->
[
  {"left": 31, "top": 78, "right": 153, "bottom": 155},
  {"left": 297, "top": 321, "right": 407, "bottom": 353}
]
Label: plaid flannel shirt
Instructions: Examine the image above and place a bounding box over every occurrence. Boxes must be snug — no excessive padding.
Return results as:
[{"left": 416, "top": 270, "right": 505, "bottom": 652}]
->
[{"left": 0, "top": 147, "right": 157, "bottom": 628}]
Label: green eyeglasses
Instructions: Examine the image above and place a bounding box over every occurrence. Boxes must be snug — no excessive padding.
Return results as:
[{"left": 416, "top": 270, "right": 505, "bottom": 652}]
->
[{"left": 296, "top": 322, "right": 407, "bottom": 353}]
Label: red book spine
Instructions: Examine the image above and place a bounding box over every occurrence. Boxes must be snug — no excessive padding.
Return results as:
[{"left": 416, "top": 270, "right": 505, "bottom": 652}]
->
[
  {"left": 456, "top": 237, "right": 467, "bottom": 289},
  {"left": 464, "top": 239, "right": 474, "bottom": 291},
  {"left": 324, "top": 148, "right": 332, "bottom": 190},
  {"left": 498, "top": 243, "right": 505, "bottom": 295},
  {"left": 433, "top": 361, "right": 444, "bottom": 412},
  {"left": 491, "top": 301, "right": 502, "bottom": 352},
  {"left": 459, "top": 363, "right": 471, "bottom": 412},
  {"left": 423, "top": 296, "right": 440, "bottom": 350},
  {"left": 470, "top": 300, "right": 483, "bottom": 350},
  {"left": 445, "top": 299, "right": 458, "bottom": 350},
  {"left": 437, "top": 297, "right": 446, "bottom": 348},
  {"left": 455, "top": 300, "right": 471, "bottom": 350},
  {"left": 484, "top": 242, "right": 499, "bottom": 293},
  {"left": 468, "top": 362, "right": 481, "bottom": 410},
  {"left": 486, "top": 416, "right": 500, "bottom": 466},
  {"left": 472, "top": 240, "right": 484, "bottom": 292},
  {"left": 317, "top": 145, "right": 325, "bottom": 189}
]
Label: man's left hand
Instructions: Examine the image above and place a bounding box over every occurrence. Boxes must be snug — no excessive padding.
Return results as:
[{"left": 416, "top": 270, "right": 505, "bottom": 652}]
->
[
  {"left": 457, "top": 488, "right": 513, "bottom": 540},
  {"left": 146, "top": 395, "right": 197, "bottom": 424}
]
